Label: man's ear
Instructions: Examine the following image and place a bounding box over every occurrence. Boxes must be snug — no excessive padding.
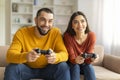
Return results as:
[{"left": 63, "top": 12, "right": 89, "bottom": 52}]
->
[{"left": 34, "top": 17, "right": 37, "bottom": 24}]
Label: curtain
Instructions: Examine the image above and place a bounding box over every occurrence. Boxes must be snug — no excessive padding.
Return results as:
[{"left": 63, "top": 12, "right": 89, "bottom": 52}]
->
[{"left": 93, "top": 0, "right": 120, "bottom": 56}]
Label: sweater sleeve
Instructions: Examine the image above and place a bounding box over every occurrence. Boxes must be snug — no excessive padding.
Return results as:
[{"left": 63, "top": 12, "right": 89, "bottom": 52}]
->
[
  {"left": 6, "top": 29, "right": 27, "bottom": 64},
  {"left": 86, "top": 32, "right": 96, "bottom": 53},
  {"left": 52, "top": 30, "right": 69, "bottom": 64},
  {"left": 63, "top": 33, "right": 77, "bottom": 64},
  {"left": 84, "top": 32, "right": 96, "bottom": 64}
]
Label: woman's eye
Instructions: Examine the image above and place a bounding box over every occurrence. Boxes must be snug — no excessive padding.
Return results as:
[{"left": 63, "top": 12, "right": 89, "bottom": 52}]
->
[
  {"left": 73, "top": 20, "right": 78, "bottom": 24},
  {"left": 81, "top": 20, "right": 85, "bottom": 23}
]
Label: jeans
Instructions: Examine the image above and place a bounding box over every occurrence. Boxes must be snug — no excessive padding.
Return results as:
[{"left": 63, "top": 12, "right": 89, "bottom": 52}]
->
[
  {"left": 68, "top": 62, "right": 96, "bottom": 80},
  {"left": 4, "top": 62, "right": 70, "bottom": 80}
]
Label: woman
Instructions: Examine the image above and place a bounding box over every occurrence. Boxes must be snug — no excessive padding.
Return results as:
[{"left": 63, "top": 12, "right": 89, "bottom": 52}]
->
[{"left": 63, "top": 11, "right": 97, "bottom": 80}]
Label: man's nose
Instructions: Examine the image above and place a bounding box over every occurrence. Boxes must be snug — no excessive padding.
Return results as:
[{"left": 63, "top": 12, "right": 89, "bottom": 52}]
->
[{"left": 45, "top": 21, "right": 49, "bottom": 26}]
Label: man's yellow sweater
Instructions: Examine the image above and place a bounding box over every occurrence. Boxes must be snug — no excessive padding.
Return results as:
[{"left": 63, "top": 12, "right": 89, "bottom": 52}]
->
[{"left": 7, "top": 26, "right": 68, "bottom": 68}]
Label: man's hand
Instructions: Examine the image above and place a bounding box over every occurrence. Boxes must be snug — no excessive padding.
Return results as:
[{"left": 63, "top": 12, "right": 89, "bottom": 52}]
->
[
  {"left": 45, "top": 49, "right": 56, "bottom": 64},
  {"left": 75, "top": 55, "right": 85, "bottom": 64},
  {"left": 26, "top": 50, "right": 40, "bottom": 62}
]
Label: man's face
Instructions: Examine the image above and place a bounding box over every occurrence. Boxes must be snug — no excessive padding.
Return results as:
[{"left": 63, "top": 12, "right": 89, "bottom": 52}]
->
[{"left": 35, "top": 11, "right": 54, "bottom": 35}]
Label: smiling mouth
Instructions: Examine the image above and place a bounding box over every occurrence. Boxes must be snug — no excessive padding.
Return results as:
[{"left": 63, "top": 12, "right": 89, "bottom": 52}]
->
[
  {"left": 37, "top": 26, "right": 50, "bottom": 35},
  {"left": 42, "top": 26, "right": 50, "bottom": 30},
  {"left": 77, "top": 27, "right": 83, "bottom": 30}
]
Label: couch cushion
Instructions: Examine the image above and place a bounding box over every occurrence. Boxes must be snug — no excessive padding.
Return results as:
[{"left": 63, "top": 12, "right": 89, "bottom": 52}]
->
[
  {"left": 94, "top": 66, "right": 120, "bottom": 80},
  {"left": 92, "top": 45, "right": 104, "bottom": 66},
  {"left": 0, "top": 46, "right": 9, "bottom": 67},
  {"left": 0, "top": 67, "right": 5, "bottom": 80},
  {"left": 103, "top": 54, "right": 120, "bottom": 74}
]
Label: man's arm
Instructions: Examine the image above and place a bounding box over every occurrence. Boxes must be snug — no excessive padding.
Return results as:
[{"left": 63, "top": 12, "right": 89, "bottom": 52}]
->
[{"left": 6, "top": 30, "right": 27, "bottom": 64}]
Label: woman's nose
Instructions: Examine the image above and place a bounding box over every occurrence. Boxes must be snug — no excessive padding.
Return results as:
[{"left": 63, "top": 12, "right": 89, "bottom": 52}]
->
[{"left": 78, "top": 22, "right": 82, "bottom": 26}]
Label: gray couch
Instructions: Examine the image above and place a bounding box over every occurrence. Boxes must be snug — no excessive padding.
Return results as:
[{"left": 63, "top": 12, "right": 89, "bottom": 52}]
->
[{"left": 0, "top": 45, "right": 120, "bottom": 80}]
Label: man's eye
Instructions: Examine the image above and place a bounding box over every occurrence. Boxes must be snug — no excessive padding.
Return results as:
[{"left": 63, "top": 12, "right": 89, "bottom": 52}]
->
[
  {"left": 49, "top": 20, "right": 53, "bottom": 23},
  {"left": 40, "top": 18, "right": 45, "bottom": 21}
]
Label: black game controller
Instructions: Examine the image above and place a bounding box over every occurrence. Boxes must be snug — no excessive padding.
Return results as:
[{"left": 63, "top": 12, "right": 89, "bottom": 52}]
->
[
  {"left": 34, "top": 48, "right": 51, "bottom": 55},
  {"left": 81, "top": 53, "right": 97, "bottom": 59}
]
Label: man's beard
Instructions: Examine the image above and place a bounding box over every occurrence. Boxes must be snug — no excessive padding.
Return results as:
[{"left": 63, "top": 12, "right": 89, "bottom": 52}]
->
[{"left": 37, "top": 26, "right": 50, "bottom": 35}]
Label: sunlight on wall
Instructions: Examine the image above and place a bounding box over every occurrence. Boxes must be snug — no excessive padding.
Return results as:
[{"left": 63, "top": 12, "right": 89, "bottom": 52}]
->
[
  {"left": 103, "top": 0, "right": 120, "bottom": 55},
  {"left": 0, "top": 0, "right": 5, "bottom": 45}
]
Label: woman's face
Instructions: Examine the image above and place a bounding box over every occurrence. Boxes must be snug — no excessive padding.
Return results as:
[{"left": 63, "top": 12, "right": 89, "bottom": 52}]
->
[{"left": 72, "top": 15, "right": 87, "bottom": 34}]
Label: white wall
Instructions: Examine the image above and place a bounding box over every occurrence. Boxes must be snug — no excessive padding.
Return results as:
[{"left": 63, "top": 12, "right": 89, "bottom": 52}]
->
[
  {"left": 0, "top": 0, "right": 5, "bottom": 45},
  {"left": 0, "top": 0, "right": 95, "bottom": 45},
  {"left": 77, "top": 0, "right": 104, "bottom": 45},
  {"left": 5, "top": 0, "right": 11, "bottom": 45},
  {"left": 77, "top": 0, "right": 94, "bottom": 30}
]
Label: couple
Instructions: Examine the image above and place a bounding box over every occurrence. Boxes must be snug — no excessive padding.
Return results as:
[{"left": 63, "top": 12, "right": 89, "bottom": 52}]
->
[{"left": 4, "top": 8, "right": 98, "bottom": 80}]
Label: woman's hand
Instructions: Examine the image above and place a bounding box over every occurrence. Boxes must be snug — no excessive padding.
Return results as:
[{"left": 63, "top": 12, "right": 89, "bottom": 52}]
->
[
  {"left": 91, "top": 54, "right": 99, "bottom": 63},
  {"left": 75, "top": 55, "right": 85, "bottom": 64}
]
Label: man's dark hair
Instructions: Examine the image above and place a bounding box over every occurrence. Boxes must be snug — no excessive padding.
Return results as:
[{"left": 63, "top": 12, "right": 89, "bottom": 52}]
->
[{"left": 36, "top": 8, "right": 53, "bottom": 17}]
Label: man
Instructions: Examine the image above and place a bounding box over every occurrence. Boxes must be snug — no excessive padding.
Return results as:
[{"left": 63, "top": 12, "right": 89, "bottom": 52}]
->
[{"left": 4, "top": 8, "right": 70, "bottom": 80}]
